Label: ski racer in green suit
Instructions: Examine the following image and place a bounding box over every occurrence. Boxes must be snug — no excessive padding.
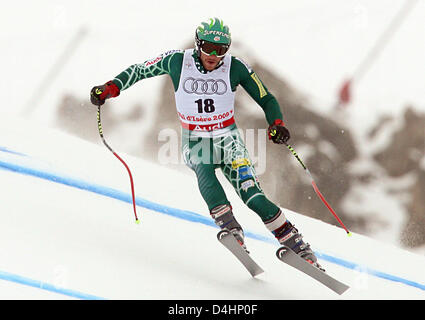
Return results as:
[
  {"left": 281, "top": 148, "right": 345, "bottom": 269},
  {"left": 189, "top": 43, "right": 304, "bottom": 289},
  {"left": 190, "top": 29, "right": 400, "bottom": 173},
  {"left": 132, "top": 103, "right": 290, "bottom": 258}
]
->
[{"left": 90, "top": 18, "right": 323, "bottom": 270}]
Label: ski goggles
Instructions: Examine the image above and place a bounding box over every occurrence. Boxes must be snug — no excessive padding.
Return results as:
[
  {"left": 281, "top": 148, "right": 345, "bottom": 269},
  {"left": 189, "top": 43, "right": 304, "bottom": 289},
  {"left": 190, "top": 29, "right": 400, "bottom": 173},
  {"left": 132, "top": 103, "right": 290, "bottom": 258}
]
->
[{"left": 200, "top": 41, "right": 229, "bottom": 58}]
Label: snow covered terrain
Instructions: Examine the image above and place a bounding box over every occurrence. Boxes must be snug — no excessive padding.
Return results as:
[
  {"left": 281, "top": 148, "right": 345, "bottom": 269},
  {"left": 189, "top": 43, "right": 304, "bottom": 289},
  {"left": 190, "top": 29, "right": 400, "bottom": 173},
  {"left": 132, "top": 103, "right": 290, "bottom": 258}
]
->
[
  {"left": 1, "top": 0, "right": 425, "bottom": 301},
  {"left": 2, "top": 0, "right": 424, "bottom": 253},
  {"left": 0, "top": 115, "right": 425, "bottom": 300}
]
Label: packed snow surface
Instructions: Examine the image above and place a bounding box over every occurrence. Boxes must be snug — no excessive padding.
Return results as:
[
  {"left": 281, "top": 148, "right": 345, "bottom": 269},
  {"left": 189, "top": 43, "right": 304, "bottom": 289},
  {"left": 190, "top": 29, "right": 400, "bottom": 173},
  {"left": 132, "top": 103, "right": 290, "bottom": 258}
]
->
[{"left": 0, "top": 116, "right": 424, "bottom": 299}]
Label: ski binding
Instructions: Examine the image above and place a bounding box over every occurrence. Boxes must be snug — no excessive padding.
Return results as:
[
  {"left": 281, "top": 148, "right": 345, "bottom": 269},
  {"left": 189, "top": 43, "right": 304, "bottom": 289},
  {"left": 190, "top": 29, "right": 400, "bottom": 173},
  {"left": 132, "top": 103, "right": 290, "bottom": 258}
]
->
[{"left": 217, "top": 230, "right": 264, "bottom": 277}]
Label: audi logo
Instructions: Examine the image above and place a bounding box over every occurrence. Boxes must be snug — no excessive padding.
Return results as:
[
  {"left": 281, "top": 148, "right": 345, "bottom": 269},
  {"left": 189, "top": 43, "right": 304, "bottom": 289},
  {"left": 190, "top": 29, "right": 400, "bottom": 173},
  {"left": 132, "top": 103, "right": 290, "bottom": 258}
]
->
[{"left": 183, "top": 77, "right": 227, "bottom": 95}]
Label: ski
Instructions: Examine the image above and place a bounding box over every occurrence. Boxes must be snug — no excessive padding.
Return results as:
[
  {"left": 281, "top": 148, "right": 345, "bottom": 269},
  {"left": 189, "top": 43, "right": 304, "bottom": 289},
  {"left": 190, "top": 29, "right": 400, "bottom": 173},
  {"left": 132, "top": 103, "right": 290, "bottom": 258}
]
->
[
  {"left": 276, "top": 246, "right": 349, "bottom": 295},
  {"left": 217, "top": 230, "right": 264, "bottom": 277}
]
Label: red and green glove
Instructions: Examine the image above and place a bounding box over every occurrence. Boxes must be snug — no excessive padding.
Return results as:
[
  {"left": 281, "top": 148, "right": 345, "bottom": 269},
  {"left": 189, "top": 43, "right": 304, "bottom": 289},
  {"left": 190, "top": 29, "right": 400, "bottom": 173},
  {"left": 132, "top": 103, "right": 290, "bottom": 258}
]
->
[
  {"left": 90, "top": 81, "right": 120, "bottom": 106},
  {"left": 268, "top": 119, "right": 290, "bottom": 144}
]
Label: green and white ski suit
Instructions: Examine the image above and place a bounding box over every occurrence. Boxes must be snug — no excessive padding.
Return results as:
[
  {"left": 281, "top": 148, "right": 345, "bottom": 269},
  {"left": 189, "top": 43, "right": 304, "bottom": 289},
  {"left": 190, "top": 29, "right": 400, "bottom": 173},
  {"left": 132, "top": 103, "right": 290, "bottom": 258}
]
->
[{"left": 112, "top": 49, "right": 283, "bottom": 221}]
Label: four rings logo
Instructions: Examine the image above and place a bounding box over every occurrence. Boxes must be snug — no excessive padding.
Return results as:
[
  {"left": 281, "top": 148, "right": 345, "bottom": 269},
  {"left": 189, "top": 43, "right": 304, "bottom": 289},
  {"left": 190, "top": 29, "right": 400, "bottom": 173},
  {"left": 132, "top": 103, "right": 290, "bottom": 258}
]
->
[{"left": 183, "top": 77, "right": 227, "bottom": 95}]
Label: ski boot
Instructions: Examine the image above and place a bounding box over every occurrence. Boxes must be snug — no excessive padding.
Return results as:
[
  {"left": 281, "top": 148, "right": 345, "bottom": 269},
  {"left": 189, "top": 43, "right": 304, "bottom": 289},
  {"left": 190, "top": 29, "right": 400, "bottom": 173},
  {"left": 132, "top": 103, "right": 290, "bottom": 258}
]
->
[
  {"left": 276, "top": 221, "right": 325, "bottom": 271},
  {"left": 211, "top": 204, "right": 248, "bottom": 253},
  {"left": 265, "top": 210, "right": 324, "bottom": 271}
]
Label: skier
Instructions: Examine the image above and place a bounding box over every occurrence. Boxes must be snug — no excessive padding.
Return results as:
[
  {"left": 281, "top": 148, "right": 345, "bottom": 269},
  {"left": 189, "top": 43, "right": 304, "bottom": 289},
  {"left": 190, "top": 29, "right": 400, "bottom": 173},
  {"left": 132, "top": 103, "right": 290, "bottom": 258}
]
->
[{"left": 90, "top": 18, "right": 323, "bottom": 270}]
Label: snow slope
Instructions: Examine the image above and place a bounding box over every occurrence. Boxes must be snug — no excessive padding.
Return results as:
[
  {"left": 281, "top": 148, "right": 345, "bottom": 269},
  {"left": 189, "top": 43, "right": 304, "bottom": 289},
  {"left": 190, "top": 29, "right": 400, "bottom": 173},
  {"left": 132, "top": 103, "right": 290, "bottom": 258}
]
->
[
  {"left": 1, "top": 115, "right": 425, "bottom": 300},
  {"left": 1, "top": 0, "right": 425, "bottom": 301},
  {"left": 2, "top": 0, "right": 424, "bottom": 253}
]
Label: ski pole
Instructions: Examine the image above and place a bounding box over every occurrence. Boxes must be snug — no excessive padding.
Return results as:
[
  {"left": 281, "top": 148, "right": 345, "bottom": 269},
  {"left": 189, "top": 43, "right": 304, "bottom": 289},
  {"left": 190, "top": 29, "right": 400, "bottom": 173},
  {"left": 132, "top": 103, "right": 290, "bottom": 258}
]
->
[
  {"left": 284, "top": 143, "right": 351, "bottom": 236},
  {"left": 97, "top": 106, "right": 140, "bottom": 224}
]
